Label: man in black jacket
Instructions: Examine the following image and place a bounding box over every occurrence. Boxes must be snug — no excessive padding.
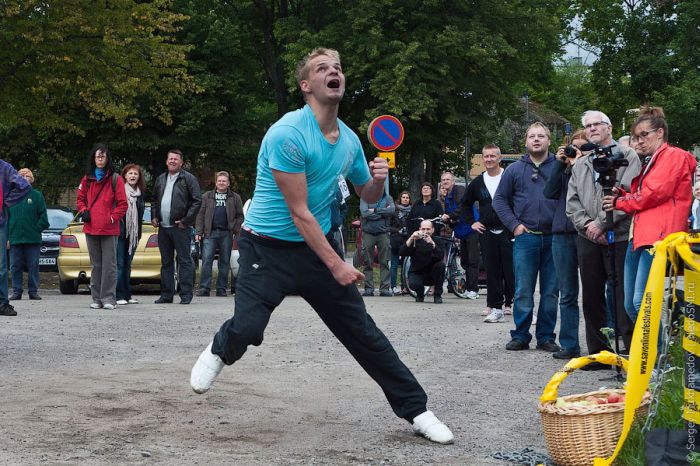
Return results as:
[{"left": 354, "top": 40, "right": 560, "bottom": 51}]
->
[
  {"left": 151, "top": 149, "right": 202, "bottom": 304},
  {"left": 454, "top": 144, "right": 514, "bottom": 322},
  {"left": 400, "top": 220, "right": 445, "bottom": 304}
]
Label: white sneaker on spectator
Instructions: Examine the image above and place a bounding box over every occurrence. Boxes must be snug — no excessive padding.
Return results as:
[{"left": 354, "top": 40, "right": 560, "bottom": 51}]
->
[
  {"left": 128, "top": 298, "right": 139, "bottom": 304},
  {"left": 191, "top": 342, "right": 225, "bottom": 394},
  {"left": 481, "top": 307, "right": 492, "bottom": 316},
  {"left": 103, "top": 303, "right": 115, "bottom": 310},
  {"left": 89, "top": 302, "right": 102, "bottom": 309},
  {"left": 466, "top": 290, "right": 479, "bottom": 300},
  {"left": 392, "top": 287, "right": 401, "bottom": 295},
  {"left": 116, "top": 299, "right": 128, "bottom": 305},
  {"left": 412, "top": 410, "right": 454, "bottom": 444},
  {"left": 484, "top": 308, "right": 505, "bottom": 323}
]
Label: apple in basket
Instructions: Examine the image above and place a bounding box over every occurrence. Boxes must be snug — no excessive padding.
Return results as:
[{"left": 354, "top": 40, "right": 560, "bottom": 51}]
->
[
  {"left": 607, "top": 393, "right": 626, "bottom": 404},
  {"left": 585, "top": 395, "right": 608, "bottom": 405}
]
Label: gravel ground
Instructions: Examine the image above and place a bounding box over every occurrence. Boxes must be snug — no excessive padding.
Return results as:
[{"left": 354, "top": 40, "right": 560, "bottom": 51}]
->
[{"left": 0, "top": 285, "right": 610, "bottom": 465}]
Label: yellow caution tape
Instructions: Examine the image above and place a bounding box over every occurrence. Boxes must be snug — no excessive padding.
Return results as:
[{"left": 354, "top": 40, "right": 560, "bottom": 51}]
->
[
  {"left": 685, "top": 387, "right": 700, "bottom": 425},
  {"left": 684, "top": 318, "right": 700, "bottom": 357},
  {"left": 540, "top": 351, "right": 628, "bottom": 402},
  {"left": 593, "top": 233, "right": 682, "bottom": 465}
]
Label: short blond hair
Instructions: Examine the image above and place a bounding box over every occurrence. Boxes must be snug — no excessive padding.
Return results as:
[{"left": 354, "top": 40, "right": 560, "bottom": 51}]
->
[
  {"left": 18, "top": 168, "right": 34, "bottom": 183},
  {"left": 215, "top": 171, "right": 230, "bottom": 181},
  {"left": 525, "top": 122, "right": 551, "bottom": 140},
  {"left": 295, "top": 48, "right": 341, "bottom": 85}
]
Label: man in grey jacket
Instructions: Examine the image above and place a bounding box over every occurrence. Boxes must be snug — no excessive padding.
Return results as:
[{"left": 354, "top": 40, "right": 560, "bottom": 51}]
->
[
  {"left": 195, "top": 171, "right": 244, "bottom": 297},
  {"left": 566, "top": 110, "right": 641, "bottom": 368},
  {"left": 151, "top": 149, "right": 202, "bottom": 305},
  {"left": 360, "top": 190, "right": 395, "bottom": 296}
]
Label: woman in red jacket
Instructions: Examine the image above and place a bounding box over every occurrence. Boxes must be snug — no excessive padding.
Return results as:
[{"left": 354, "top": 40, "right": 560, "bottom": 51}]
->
[
  {"left": 76, "top": 143, "right": 128, "bottom": 310},
  {"left": 603, "top": 107, "right": 696, "bottom": 324}
]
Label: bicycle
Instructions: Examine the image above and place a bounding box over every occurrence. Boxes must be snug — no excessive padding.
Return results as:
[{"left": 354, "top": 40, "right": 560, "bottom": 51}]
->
[{"left": 401, "top": 217, "right": 470, "bottom": 299}]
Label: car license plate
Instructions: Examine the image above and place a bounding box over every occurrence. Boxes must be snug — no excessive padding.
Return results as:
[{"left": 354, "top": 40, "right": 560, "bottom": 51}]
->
[{"left": 39, "top": 258, "right": 56, "bottom": 265}]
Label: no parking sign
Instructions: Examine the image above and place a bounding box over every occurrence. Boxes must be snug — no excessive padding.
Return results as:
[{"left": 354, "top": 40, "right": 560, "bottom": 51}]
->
[{"left": 367, "top": 115, "right": 404, "bottom": 168}]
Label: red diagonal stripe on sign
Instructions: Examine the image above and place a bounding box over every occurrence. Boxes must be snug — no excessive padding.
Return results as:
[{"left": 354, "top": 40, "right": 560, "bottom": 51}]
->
[{"left": 376, "top": 121, "right": 399, "bottom": 144}]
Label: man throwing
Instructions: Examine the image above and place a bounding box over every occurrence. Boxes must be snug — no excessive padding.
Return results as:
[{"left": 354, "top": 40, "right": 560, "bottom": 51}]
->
[{"left": 190, "top": 48, "right": 453, "bottom": 444}]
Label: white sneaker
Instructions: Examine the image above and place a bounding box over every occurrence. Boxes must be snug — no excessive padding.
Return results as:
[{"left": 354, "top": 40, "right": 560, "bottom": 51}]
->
[
  {"left": 128, "top": 298, "right": 139, "bottom": 304},
  {"left": 191, "top": 342, "right": 225, "bottom": 394},
  {"left": 466, "top": 291, "right": 479, "bottom": 300},
  {"left": 89, "top": 302, "right": 102, "bottom": 309},
  {"left": 412, "top": 410, "right": 454, "bottom": 444},
  {"left": 103, "top": 303, "right": 115, "bottom": 310},
  {"left": 481, "top": 307, "right": 492, "bottom": 316},
  {"left": 392, "top": 287, "right": 401, "bottom": 295},
  {"left": 484, "top": 308, "right": 505, "bottom": 323},
  {"left": 116, "top": 299, "right": 128, "bottom": 305}
]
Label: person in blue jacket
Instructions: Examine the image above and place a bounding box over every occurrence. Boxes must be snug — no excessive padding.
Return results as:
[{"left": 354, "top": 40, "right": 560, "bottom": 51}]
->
[
  {"left": 492, "top": 122, "right": 560, "bottom": 353},
  {"left": 0, "top": 159, "right": 31, "bottom": 316}
]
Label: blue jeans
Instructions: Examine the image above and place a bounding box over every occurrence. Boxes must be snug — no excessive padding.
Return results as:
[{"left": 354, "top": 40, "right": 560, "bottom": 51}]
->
[
  {"left": 0, "top": 224, "right": 9, "bottom": 305},
  {"left": 624, "top": 242, "right": 653, "bottom": 324},
  {"left": 10, "top": 244, "right": 40, "bottom": 295},
  {"left": 116, "top": 235, "right": 136, "bottom": 301},
  {"left": 199, "top": 229, "right": 233, "bottom": 292},
  {"left": 390, "top": 251, "right": 400, "bottom": 289},
  {"left": 511, "top": 233, "right": 559, "bottom": 345},
  {"left": 551, "top": 234, "right": 580, "bottom": 353}
]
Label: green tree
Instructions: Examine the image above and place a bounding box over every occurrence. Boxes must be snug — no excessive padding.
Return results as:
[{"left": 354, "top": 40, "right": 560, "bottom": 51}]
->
[
  {"left": 572, "top": 0, "right": 700, "bottom": 147},
  {"left": 279, "top": 0, "right": 571, "bottom": 195},
  {"left": 0, "top": 0, "right": 196, "bottom": 195}
]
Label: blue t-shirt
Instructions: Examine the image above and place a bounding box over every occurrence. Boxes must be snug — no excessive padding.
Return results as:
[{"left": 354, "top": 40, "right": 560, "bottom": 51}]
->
[{"left": 244, "top": 105, "right": 371, "bottom": 241}]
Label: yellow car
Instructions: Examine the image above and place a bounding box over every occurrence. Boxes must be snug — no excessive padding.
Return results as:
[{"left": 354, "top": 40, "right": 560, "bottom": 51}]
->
[{"left": 57, "top": 207, "right": 200, "bottom": 294}]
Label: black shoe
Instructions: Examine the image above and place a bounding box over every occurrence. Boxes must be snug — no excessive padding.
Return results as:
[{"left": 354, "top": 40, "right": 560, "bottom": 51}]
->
[
  {"left": 8, "top": 293, "right": 21, "bottom": 300},
  {"left": 196, "top": 290, "right": 210, "bottom": 297},
  {"left": 362, "top": 290, "right": 374, "bottom": 297},
  {"left": 216, "top": 289, "right": 227, "bottom": 297},
  {"left": 536, "top": 341, "right": 561, "bottom": 353},
  {"left": 379, "top": 290, "right": 393, "bottom": 297},
  {"left": 553, "top": 349, "right": 581, "bottom": 360},
  {"left": 0, "top": 303, "right": 17, "bottom": 316},
  {"left": 506, "top": 339, "right": 529, "bottom": 351},
  {"left": 180, "top": 296, "right": 192, "bottom": 305},
  {"left": 154, "top": 297, "right": 173, "bottom": 304},
  {"left": 434, "top": 296, "right": 443, "bottom": 304},
  {"left": 415, "top": 296, "right": 424, "bottom": 303},
  {"left": 28, "top": 293, "right": 41, "bottom": 300},
  {"left": 579, "top": 362, "right": 613, "bottom": 371}
]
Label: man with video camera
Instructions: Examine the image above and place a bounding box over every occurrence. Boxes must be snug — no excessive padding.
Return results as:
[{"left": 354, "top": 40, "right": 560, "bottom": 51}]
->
[
  {"left": 566, "top": 110, "right": 641, "bottom": 369},
  {"left": 400, "top": 219, "right": 445, "bottom": 304}
]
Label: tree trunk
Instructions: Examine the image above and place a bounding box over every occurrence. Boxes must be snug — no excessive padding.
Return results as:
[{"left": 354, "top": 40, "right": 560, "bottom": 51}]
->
[{"left": 408, "top": 151, "right": 425, "bottom": 200}]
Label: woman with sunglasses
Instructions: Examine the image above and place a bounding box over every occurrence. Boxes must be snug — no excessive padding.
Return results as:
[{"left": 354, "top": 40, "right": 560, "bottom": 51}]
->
[{"left": 602, "top": 107, "right": 696, "bottom": 324}]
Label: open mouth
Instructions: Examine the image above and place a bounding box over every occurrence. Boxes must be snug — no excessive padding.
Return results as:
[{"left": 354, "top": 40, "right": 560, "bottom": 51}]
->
[{"left": 327, "top": 79, "right": 340, "bottom": 89}]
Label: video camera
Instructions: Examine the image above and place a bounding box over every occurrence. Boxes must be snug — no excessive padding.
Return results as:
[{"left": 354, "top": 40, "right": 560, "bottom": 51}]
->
[{"left": 580, "top": 143, "right": 629, "bottom": 190}]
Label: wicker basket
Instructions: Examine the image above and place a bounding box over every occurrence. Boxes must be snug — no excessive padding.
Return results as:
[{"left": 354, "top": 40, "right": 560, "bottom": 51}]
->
[{"left": 537, "top": 353, "right": 651, "bottom": 466}]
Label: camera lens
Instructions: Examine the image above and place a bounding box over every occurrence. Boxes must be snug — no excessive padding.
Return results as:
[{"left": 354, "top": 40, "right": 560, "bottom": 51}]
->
[{"left": 563, "top": 146, "right": 577, "bottom": 158}]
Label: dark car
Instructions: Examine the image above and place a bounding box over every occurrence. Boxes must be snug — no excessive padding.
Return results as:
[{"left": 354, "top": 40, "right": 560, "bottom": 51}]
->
[{"left": 41, "top": 206, "right": 74, "bottom": 272}]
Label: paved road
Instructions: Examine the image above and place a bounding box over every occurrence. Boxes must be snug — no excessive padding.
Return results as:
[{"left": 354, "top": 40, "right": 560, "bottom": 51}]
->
[{"left": 0, "top": 288, "right": 606, "bottom": 464}]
